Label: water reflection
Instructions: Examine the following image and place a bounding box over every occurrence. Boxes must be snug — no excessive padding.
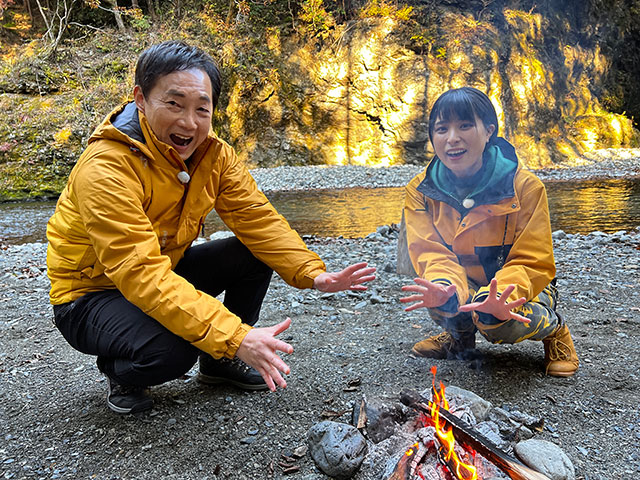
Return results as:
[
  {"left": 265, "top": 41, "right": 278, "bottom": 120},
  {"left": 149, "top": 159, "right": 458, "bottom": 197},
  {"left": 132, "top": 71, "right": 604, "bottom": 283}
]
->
[
  {"left": 545, "top": 179, "right": 639, "bottom": 234},
  {"left": 205, "top": 179, "right": 640, "bottom": 238},
  {"left": 2, "top": 178, "right": 640, "bottom": 245},
  {"left": 0, "top": 200, "right": 58, "bottom": 245}
]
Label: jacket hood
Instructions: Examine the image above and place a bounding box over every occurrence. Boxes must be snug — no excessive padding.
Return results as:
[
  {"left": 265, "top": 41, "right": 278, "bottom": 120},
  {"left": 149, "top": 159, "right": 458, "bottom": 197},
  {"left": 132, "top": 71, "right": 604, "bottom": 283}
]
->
[
  {"left": 89, "top": 102, "right": 146, "bottom": 149},
  {"left": 111, "top": 102, "right": 144, "bottom": 143},
  {"left": 417, "top": 137, "right": 520, "bottom": 213}
]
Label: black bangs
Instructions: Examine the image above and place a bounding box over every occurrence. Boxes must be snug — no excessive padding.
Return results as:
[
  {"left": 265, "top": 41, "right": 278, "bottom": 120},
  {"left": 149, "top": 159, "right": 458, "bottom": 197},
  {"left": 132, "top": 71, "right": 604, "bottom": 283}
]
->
[
  {"left": 427, "top": 87, "right": 499, "bottom": 145},
  {"left": 432, "top": 90, "right": 478, "bottom": 125}
]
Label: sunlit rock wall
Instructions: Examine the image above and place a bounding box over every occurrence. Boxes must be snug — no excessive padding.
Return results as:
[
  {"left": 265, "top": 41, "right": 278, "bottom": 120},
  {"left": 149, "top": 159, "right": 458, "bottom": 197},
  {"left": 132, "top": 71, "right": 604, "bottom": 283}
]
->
[{"left": 222, "top": 7, "right": 638, "bottom": 168}]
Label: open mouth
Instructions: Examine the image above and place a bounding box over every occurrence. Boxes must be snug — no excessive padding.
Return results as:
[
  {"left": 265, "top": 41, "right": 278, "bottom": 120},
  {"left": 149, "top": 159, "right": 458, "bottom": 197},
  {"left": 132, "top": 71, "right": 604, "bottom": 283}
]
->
[
  {"left": 170, "top": 134, "right": 193, "bottom": 147},
  {"left": 446, "top": 149, "right": 466, "bottom": 158}
]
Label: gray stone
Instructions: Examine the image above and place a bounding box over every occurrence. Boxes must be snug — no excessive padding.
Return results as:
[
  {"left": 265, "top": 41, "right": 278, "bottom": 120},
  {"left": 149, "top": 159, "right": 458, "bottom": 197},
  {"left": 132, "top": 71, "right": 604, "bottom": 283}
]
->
[
  {"left": 370, "top": 293, "right": 386, "bottom": 304},
  {"left": 366, "top": 232, "right": 385, "bottom": 241},
  {"left": 445, "top": 385, "right": 492, "bottom": 422},
  {"left": 207, "top": 230, "right": 234, "bottom": 241},
  {"left": 515, "top": 439, "right": 575, "bottom": 480},
  {"left": 354, "top": 300, "right": 368, "bottom": 311},
  {"left": 307, "top": 421, "right": 368, "bottom": 479},
  {"left": 396, "top": 213, "right": 417, "bottom": 277},
  {"left": 376, "top": 225, "right": 391, "bottom": 236}
]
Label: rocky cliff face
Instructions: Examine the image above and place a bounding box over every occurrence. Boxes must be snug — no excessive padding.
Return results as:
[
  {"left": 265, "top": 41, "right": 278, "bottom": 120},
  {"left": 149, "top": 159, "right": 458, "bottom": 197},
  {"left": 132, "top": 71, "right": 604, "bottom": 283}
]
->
[
  {"left": 221, "top": 5, "right": 638, "bottom": 168},
  {"left": 1, "top": 1, "right": 639, "bottom": 200}
]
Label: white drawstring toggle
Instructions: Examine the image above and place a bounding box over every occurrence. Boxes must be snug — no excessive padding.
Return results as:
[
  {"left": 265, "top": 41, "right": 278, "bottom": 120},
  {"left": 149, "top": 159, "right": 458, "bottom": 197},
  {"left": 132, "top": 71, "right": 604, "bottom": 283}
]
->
[
  {"left": 462, "top": 198, "right": 475, "bottom": 209},
  {"left": 177, "top": 171, "right": 190, "bottom": 184}
]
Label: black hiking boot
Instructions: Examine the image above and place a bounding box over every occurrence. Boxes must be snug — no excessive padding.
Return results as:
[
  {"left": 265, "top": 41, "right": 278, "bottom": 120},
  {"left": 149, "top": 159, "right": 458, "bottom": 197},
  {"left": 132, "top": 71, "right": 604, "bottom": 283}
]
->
[
  {"left": 106, "top": 377, "right": 153, "bottom": 414},
  {"left": 198, "top": 355, "right": 267, "bottom": 391}
]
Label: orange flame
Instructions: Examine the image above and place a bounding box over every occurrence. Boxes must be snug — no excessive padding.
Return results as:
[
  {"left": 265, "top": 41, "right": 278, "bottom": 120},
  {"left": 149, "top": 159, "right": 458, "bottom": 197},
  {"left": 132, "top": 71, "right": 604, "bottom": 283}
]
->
[
  {"left": 429, "top": 366, "right": 478, "bottom": 480},
  {"left": 406, "top": 442, "right": 419, "bottom": 456}
]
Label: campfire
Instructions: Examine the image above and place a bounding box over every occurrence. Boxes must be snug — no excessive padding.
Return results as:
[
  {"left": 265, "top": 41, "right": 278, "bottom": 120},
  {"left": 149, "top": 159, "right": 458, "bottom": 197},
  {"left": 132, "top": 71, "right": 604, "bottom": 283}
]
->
[
  {"left": 307, "top": 367, "right": 570, "bottom": 480},
  {"left": 386, "top": 367, "right": 551, "bottom": 480}
]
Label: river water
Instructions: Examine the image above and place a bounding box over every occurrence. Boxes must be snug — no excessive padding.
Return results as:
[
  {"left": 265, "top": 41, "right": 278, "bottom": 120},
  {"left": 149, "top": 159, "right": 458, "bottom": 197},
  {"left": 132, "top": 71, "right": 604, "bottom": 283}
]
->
[{"left": 2, "top": 178, "right": 640, "bottom": 245}]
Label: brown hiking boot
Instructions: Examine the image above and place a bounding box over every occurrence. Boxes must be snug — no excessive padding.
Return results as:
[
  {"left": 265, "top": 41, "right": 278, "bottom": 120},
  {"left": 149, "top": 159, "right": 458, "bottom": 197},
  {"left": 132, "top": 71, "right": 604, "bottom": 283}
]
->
[
  {"left": 412, "top": 331, "right": 476, "bottom": 359},
  {"left": 543, "top": 324, "right": 579, "bottom": 377}
]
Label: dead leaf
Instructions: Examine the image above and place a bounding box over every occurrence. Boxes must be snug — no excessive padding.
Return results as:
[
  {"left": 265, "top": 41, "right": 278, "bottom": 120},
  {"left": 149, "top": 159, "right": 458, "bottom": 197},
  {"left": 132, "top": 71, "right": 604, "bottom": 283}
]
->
[{"left": 347, "top": 377, "right": 362, "bottom": 387}]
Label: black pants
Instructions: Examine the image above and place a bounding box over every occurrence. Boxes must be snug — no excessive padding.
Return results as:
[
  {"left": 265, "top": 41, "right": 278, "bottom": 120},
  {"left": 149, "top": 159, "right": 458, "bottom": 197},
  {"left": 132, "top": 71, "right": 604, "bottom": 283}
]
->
[{"left": 53, "top": 237, "right": 273, "bottom": 387}]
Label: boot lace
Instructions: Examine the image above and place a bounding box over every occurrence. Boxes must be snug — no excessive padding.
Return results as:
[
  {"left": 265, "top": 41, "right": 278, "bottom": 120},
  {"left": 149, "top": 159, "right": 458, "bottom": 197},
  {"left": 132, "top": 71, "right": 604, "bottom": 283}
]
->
[
  {"left": 432, "top": 331, "right": 454, "bottom": 346},
  {"left": 110, "top": 381, "right": 146, "bottom": 396},
  {"left": 221, "top": 357, "right": 252, "bottom": 373},
  {"left": 547, "top": 337, "right": 572, "bottom": 361}
]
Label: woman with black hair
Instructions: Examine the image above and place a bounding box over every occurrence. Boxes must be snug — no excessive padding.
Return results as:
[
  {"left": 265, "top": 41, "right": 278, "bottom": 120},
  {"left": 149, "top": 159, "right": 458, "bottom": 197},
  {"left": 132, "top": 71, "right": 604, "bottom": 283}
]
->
[{"left": 400, "top": 87, "right": 579, "bottom": 377}]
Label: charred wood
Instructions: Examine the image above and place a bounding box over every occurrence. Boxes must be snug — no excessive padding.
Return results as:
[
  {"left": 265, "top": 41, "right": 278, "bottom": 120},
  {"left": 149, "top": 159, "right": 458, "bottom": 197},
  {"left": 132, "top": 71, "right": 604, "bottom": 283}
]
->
[{"left": 400, "top": 390, "right": 551, "bottom": 480}]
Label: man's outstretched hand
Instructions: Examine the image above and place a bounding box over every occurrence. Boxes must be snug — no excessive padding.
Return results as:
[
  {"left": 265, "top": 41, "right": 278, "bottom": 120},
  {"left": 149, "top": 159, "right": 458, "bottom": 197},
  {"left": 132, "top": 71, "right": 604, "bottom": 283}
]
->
[
  {"left": 235, "top": 318, "right": 294, "bottom": 392},
  {"left": 313, "top": 262, "right": 376, "bottom": 292},
  {"left": 458, "top": 278, "right": 530, "bottom": 323}
]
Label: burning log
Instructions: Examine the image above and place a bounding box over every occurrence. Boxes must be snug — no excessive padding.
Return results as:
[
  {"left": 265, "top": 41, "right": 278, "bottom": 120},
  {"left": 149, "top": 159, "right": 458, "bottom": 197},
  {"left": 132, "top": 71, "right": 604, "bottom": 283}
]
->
[
  {"left": 400, "top": 389, "right": 551, "bottom": 480},
  {"left": 386, "top": 442, "right": 423, "bottom": 480},
  {"left": 435, "top": 443, "right": 476, "bottom": 480}
]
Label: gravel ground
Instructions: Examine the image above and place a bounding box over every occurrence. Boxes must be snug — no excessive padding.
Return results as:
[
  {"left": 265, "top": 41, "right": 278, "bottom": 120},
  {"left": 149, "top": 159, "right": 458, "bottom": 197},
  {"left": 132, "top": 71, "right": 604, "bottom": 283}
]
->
[{"left": 2, "top": 155, "right": 640, "bottom": 480}]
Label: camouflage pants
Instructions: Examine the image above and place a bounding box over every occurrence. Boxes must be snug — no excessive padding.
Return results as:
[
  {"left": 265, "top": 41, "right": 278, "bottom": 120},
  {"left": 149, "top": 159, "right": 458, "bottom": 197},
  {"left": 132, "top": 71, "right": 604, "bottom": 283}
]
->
[{"left": 427, "top": 281, "right": 560, "bottom": 344}]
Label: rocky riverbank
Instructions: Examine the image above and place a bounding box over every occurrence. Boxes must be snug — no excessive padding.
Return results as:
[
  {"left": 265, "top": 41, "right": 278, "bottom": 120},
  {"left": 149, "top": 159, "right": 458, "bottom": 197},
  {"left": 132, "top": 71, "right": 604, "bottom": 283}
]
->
[
  {"left": 1, "top": 222, "right": 639, "bottom": 479},
  {"left": 248, "top": 148, "right": 640, "bottom": 193}
]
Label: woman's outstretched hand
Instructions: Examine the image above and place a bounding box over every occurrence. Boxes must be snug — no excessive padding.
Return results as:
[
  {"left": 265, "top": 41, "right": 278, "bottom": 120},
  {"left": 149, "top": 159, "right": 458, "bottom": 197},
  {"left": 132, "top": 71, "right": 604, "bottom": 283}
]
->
[
  {"left": 400, "top": 278, "right": 457, "bottom": 311},
  {"left": 458, "top": 278, "right": 530, "bottom": 323},
  {"left": 313, "top": 262, "right": 376, "bottom": 292}
]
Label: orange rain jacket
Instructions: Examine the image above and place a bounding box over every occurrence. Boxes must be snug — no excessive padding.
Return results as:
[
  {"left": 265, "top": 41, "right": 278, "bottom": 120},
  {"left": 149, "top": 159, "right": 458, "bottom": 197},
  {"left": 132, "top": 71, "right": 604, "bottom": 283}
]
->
[
  {"left": 404, "top": 139, "right": 555, "bottom": 310},
  {"left": 47, "top": 102, "right": 326, "bottom": 359}
]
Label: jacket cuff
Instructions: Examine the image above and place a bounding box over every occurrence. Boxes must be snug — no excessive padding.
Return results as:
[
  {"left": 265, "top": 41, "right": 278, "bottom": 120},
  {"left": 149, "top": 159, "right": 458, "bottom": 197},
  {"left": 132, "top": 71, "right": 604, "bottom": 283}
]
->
[
  {"left": 471, "top": 285, "right": 491, "bottom": 303},
  {"left": 191, "top": 322, "right": 253, "bottom": 359},
  {"left": 303, "top": 267, "right": 326, "bottom": 289},
  {"left": 431, "top": 278, "right": 459, "bottom": 313},
  {"left": 224, "top": 322, "right": 253, "bottom": 358},
  {"left": 471, "top": 286, "right": 501, "bottom": 325}
]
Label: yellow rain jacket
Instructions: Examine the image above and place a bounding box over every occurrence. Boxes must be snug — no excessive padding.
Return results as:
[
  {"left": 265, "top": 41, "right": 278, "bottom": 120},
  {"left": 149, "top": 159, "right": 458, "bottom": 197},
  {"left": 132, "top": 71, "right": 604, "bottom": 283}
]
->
[
  {"left": 404, "top": 138, "right": 555, "bottom": 311},
  {"left": 47, "top": 102, "right": 326, "bottom": 359}
]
